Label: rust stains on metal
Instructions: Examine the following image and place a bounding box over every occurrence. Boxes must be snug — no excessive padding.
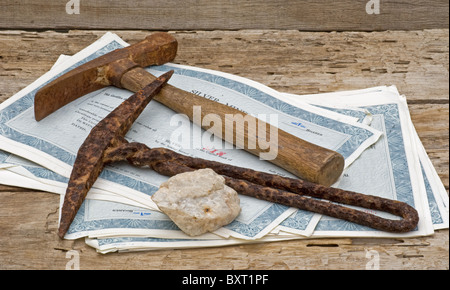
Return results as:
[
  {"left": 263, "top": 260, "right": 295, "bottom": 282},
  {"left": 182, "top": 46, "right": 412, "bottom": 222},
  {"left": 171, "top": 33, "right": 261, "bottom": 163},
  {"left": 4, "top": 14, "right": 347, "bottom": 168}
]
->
[
  {"left": 58, "top": 70, "right": 173, "bottom": 238},
  {"left": 34, "top": 32, "right": 177, "bottom": 121}
]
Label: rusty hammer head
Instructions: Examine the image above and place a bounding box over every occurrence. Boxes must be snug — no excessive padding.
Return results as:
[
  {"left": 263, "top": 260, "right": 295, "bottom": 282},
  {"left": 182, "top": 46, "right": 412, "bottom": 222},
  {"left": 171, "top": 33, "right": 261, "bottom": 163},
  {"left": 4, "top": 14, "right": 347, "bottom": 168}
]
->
[{"left": 34, "top": 32, "right": 177, "bottom": 121}]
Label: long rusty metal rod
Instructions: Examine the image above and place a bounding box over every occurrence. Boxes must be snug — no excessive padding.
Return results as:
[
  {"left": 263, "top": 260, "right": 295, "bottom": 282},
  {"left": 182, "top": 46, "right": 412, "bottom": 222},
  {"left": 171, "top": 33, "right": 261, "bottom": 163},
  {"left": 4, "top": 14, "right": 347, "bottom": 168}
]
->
[{"left": 103, "top": 141, "right": 419, "bottom": 233}]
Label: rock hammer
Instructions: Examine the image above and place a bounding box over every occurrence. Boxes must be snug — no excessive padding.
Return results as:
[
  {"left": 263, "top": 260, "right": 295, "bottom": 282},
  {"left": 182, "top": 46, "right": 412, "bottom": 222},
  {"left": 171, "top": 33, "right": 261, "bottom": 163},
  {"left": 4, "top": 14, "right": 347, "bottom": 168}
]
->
[{"left": 34, "top": 32, "right": 344, "bottom": 186}]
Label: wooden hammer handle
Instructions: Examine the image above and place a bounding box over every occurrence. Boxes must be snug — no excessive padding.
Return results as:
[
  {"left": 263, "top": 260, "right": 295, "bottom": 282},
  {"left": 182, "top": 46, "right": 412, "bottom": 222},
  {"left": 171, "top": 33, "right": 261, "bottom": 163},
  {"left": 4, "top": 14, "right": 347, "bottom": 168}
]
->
[{"left": 121, "top": 67, "right": 344, "bottom": 186}]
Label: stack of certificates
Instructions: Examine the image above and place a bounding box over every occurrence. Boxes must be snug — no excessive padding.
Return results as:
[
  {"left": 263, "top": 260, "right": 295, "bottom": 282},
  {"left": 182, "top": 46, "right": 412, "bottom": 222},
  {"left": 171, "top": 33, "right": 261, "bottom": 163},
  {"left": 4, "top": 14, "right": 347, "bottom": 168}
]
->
[{"left": 0, "top": 33, "right": 447, "bottom": 253}]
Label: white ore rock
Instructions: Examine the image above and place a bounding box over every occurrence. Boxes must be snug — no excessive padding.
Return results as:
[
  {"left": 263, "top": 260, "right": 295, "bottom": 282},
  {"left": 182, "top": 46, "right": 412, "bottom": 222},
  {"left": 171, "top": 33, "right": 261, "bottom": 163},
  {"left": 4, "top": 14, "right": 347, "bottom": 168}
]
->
[{"left": 152, "top": 168, "right": 241, "bottom": 236}]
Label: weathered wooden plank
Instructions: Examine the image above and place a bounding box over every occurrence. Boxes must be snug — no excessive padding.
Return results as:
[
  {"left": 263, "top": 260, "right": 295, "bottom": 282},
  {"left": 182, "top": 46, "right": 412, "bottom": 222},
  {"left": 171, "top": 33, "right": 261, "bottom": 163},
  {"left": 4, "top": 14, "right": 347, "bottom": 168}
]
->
[
  {"left": 1, "top": 29, "right": 448, "bottom": 104},
  {"left": 0, "top": 0, "right": 448, "bottom": 31},
  {"left": 0, "top": 191, "right": 448, "bottom": 270},
  {"left": 410, "top": 104, "right": 449, "bottom": 187}
]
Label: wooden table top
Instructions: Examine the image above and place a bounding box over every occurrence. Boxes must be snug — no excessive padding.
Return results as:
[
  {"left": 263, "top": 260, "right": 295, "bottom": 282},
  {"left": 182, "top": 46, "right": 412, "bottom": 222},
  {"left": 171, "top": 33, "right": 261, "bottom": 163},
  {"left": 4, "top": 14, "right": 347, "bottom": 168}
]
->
[{"left": 0, "top": 29, "right": 448, "bottom": 270}]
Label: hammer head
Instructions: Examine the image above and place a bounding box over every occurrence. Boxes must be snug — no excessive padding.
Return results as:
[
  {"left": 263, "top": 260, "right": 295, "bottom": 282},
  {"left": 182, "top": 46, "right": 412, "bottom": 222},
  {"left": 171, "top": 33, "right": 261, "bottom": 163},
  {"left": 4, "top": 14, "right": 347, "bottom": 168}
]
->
[
  {"left": 58, "top": 70, "right": 173, "bottom": 239},
  {"left": 34, "top": 32, "right": 177, "bottom": 121}
]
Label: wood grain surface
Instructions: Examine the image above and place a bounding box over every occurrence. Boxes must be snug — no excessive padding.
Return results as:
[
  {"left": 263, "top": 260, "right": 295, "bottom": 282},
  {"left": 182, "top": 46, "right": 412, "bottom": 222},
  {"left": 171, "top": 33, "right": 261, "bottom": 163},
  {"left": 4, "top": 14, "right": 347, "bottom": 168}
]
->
[
  {"left": 0, "top": 29, "right": 448, "bottom": 270},
  {"left": 0, "top": 0, "right": 448, "bottom": 31}
]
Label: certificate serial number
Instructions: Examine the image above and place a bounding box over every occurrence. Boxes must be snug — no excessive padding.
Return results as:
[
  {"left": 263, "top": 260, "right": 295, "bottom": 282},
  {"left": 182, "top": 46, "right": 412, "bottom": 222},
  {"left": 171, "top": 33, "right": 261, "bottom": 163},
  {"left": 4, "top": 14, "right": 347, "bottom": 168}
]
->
[{"left": 181, "top": 274, "right": 269, "bottom": 287}]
